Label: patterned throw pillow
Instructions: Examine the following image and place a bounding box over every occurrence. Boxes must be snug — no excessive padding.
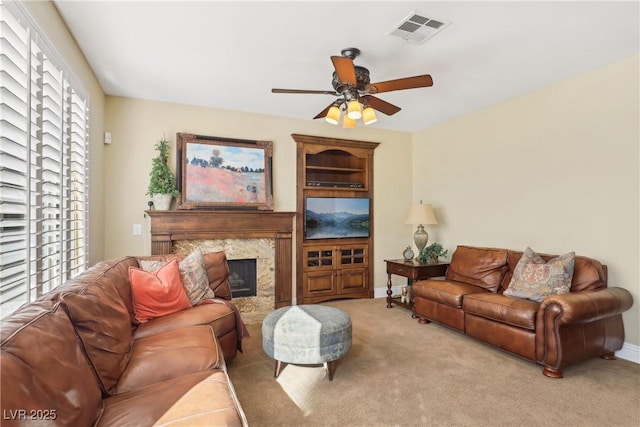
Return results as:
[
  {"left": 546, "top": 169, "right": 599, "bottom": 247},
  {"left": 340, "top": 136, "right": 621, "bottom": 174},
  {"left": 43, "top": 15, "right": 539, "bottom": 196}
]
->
[
  {"left": 129, "top": 259, "right": 192, "bottom": 323},
  {"left": 139, "top": 260, "right": 165, "bottom": 272},
  {"left": 503, "top": 247, "right": 575, "bottom": 302},
  {"left": 140, "top": 249, "right": 215, "bottom": 305}
]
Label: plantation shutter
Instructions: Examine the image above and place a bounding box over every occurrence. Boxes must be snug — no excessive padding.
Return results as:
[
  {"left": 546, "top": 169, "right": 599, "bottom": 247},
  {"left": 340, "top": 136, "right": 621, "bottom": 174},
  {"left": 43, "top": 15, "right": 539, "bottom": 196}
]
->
[{"left": 0, "top": 0, "right": 89, "bottom": 317}]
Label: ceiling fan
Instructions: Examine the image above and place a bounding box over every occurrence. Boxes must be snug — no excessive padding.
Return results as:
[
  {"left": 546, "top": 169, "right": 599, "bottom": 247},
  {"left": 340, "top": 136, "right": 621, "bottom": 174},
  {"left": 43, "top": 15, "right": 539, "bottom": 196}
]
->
[{"left": 271, "top": 47, "right": 433, "bottom": 125}]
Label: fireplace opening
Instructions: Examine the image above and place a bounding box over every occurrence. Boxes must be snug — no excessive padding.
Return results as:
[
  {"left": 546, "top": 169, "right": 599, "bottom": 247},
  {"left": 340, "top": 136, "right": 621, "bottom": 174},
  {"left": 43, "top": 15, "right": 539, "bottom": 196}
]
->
[{"left": 227, "top": 258, "right": 257, "bottom": 298}]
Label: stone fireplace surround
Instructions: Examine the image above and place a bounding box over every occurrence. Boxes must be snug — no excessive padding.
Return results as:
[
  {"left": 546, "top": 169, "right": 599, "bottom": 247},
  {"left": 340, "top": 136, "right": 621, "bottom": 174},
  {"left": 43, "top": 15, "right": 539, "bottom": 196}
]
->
[{"left": 146, "top": 210, "right": 296, "bottom": 316}]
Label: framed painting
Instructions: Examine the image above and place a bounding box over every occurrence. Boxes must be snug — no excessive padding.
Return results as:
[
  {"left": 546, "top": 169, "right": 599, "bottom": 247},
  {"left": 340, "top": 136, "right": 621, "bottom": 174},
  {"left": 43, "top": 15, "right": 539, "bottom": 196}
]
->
[{"left": 176, "top": 133, "right": 273, "bottom": 210}]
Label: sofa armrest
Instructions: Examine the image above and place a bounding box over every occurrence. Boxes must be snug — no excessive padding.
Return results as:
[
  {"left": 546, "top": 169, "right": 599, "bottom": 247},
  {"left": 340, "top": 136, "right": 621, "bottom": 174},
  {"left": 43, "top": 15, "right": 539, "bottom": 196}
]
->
[
  {"left": 538, "top": 287, "right": 633, "bottom": 326},
  {"left": 536, "top": 287, "right": 633, "bottom": 375}
]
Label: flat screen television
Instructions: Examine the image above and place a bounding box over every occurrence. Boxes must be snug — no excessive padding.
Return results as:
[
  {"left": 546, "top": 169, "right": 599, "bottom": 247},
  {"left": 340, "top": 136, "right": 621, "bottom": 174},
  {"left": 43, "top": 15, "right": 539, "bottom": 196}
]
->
[{"left": 304, "top": 197, "right": 370, "bottom": 240}]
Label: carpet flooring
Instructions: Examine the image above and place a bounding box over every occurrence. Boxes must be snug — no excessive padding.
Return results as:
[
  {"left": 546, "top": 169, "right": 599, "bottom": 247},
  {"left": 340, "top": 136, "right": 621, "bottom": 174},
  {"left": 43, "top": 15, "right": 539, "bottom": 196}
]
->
[{"left": 227, "top": 298, "right": 640, "bottom": 427}]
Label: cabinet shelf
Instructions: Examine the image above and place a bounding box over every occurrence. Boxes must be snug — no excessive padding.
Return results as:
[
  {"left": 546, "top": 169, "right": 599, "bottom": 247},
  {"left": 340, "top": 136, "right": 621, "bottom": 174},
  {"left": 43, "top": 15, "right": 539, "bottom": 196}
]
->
[{"left": 306, "top": 166, "right": 365, "bottom": 173}]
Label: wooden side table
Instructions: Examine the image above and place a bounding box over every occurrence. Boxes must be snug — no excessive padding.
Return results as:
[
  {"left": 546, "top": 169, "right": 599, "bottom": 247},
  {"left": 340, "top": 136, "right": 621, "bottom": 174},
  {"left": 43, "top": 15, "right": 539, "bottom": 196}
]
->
[{"left": 384, "top": 259, "right": 449, "bottom": 312}]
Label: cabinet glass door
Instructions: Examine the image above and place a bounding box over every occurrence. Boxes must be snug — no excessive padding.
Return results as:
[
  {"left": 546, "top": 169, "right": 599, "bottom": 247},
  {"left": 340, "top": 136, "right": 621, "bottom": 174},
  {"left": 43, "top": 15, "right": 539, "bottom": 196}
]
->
[
  {"left": 304, "top": 246, "right": 335, "bottom": 271},
  {"left": 337, "top": 246, "right": 367, "bottom": 268}
]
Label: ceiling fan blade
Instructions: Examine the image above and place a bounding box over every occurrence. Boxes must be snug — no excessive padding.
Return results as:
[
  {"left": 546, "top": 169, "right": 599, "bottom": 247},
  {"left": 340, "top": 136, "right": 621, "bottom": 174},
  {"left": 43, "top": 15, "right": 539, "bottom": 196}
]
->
[
  {"left": 272, "top": 88, "right": 336, "bottom": 95},
  {"left": 365, "top": 75, "right": 433, "bottom": 94},
  {"left": 363, "top": 95, "right": 401, "bottom": 116},
  {"left": 313, "top": 103, "right": 334, "bottom": 120},
  {"left": 331, "top": 56, "right": 357, "bottom": 85}
]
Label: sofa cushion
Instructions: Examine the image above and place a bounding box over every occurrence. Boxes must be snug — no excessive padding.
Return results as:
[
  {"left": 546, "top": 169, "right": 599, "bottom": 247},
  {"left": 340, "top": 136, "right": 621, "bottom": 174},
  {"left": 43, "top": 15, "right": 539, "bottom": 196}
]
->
[
  {"left": 462, "top": 293, "right": 539, "bottom": 330},
  {"left": 130, "top": 258, "right": 192, "bottom": 323},
  {"left": 114, "top": 324, "right": 222, "bottom": 394},
  {"left": 204, "top": 251, "right": 233, "bottom": 300},
  {"left": 1, "top": 300, "right": 103, "bottom": 426},
  {"left": 133, "top": 301, "right": 236, "bottom": 340},
  {"left": 62, "top": 276, "right": 135, "bottom": 395},
  {"left": 503, "top": 247, "right": 575, "bottom": 302},
  {"left": 445, "top": 246, "right": 509, "bottom": 292},
  {"left": 50, "top": 257, "right": 140, "bottom": 325},
  {"left": 567, "top": 256, "right": 606, "bottom": 292},
  {"left": 140, "top": 249, "right": 215, "bottom": 305},
  {"left": 412, "top": 279, "right": 489, "bottom": 308},
  {"left": 98, "top": 371, "right": 246, "bottom": 427}
]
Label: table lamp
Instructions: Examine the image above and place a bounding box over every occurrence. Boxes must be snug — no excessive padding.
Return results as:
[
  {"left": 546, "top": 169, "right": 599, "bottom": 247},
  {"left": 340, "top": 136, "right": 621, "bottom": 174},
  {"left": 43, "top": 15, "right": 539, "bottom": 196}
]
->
[{"left": 405, "top": 201, "right": 438, "bottom": 255}]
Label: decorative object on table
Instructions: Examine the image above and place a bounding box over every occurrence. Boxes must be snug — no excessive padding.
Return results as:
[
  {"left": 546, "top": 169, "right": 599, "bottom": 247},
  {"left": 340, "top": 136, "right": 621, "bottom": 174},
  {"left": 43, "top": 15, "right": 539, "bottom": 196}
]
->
[
  {"left": 400, "top": 286, "right": 409, "bottom": 304},
  {"left": 405, "top": 200, "right": 438, "bottom": 254},
  {"left": 402, "top": 245, "right": 415, "bottom": 261},
  {"left": 147, "top": 137, "right": 179, "bottom": 210},
  {"left": 176, "top": 133, "right": 273, "bottom": 210},
  {"left": 418, "top": 242, "right": 448, "bottom": 264}
]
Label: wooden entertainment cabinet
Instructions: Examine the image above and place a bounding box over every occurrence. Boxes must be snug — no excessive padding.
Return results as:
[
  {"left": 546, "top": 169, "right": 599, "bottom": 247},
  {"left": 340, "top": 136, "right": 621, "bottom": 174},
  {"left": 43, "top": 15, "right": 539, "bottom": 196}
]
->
[{"left": 292, "top": 134, "right": 379, "bottom": 305}]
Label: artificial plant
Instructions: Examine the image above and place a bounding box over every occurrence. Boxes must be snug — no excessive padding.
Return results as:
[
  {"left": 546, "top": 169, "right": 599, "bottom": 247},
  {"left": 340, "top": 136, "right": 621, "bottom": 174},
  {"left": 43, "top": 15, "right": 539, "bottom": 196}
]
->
[
  {"left": 147, "top": 137, "right": 179, "bottom": 198},
  {"left": 418, "top": 242, "right": 448, "bottom": 264}
]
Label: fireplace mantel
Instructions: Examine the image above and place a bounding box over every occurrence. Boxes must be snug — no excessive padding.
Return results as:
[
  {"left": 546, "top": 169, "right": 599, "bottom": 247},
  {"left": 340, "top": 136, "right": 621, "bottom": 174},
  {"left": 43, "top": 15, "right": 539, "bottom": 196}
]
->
[{"left": 146, "top": 210, "right": 295, "bottom": 308}]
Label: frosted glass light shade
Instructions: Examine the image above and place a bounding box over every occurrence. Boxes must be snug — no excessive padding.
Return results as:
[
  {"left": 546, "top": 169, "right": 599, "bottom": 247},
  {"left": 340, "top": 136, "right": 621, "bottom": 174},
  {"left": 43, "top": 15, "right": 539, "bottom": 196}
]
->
[
  {"left": 325, "top": 105, "right": 341, "bottom": 124},
  {"left": 342, "top": 115, "right": 356, "bottom": 128},
  {"left": 346, "top": 100, "right": 362, "bottom": 120},
  {"left": 362, "top": 107, "right": 377, "bottom": 125}
]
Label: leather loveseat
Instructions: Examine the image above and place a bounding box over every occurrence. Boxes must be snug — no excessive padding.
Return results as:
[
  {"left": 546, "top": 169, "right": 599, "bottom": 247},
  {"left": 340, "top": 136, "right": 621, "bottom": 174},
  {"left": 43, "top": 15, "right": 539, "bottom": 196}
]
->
[
  {"left": 412, "top": 245, "right": 633, "bottom": 378},
  {"left": 1, "top": 252, "right": 248, "bottom": 426}
]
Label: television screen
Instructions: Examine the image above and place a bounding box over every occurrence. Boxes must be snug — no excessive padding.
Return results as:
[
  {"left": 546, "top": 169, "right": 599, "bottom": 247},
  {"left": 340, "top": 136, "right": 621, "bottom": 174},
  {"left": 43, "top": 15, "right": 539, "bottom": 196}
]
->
[{"left": 304, "top": 197, "right": 370, "bottom": 240}]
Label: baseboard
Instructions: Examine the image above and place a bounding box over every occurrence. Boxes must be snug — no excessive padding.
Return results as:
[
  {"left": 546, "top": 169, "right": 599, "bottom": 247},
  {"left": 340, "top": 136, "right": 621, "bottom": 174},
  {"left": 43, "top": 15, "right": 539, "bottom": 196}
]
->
[
  {"left": 372, "top": 287, "right": 640, "bottom": 365},
  {"left": 374, "top": 285, "right": 402, "bottom": 299},
  {"left": 616, "top": 342, "right": 640, "bottom": 364}
]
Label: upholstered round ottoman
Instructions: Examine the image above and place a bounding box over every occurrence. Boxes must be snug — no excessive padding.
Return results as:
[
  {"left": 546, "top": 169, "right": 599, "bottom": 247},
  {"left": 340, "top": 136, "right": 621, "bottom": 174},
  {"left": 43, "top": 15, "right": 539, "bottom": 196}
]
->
[{"left": 262, "top": 305, "right": 352, "bottom": 381}]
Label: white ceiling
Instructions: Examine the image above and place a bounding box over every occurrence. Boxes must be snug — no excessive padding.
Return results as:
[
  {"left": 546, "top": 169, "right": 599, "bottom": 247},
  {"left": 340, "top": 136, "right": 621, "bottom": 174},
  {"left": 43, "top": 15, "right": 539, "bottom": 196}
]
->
[{"left": 53, "top": 1, "right": 639, "bottom": 133}]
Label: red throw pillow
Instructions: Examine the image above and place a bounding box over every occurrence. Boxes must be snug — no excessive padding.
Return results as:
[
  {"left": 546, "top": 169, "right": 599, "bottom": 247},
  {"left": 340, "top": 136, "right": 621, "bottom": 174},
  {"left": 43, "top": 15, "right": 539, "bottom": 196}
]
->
[{"left": 129, "top": 258, "right": 192, "bottom": 323}]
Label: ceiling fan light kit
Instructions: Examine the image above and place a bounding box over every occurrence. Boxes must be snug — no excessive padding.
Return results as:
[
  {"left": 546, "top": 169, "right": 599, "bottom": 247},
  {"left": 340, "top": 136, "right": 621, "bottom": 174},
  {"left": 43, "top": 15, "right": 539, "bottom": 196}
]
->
[
  {"left": 347, "top": 99, "right": 362, "bottom": 120},
  {"left": 271, "top": 47, "right": 433, "bottom": 128},
  {"left": 362, "top": 106, "right": 377, "bottom": 125},
  {"left": 342, "top": 115, "right": 357, "bottom": 129},
  {"left": 325, "top": 105, "right": 341, "bottom": 125}
]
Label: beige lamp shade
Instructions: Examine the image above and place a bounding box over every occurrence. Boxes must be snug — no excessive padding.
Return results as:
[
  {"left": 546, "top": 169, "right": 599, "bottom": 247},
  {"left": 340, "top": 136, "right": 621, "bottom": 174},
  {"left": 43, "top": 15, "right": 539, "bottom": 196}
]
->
[{"left": 405, "top": 203, "right": 438, "bottom": 225}]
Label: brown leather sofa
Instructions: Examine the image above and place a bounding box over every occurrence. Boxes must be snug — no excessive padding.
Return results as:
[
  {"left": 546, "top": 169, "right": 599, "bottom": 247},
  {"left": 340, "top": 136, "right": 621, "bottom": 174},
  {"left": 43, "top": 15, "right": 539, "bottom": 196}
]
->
[
  {"left": 412, "top": 245, "right": 633, "bottom": 378},
  {"left": 1, "top": 252, "right": 248, "bottom": 426}
]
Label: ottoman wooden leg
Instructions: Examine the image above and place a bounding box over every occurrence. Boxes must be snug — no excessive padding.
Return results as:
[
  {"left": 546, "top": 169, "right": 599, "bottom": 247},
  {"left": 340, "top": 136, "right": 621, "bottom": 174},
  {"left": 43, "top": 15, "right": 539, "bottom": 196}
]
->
[
  {"left": 326, "top": 360, "right": 336, "bottom": 381},
  {"left": 274, "top": 360, "right": 284, "bottom": 378}
]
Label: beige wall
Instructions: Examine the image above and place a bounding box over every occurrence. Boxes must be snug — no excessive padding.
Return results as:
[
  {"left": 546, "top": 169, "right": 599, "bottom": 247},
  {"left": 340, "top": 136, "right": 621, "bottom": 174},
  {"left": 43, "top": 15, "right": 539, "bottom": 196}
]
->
[
  {"left": 412, "top": 55, "right": 640, "bottom": 346},
  {"left": 103, "top": 98, "right": 413, "bottom": 296},
  {"left": 21, "top": 0, "right": 106, "bottom": 264}
]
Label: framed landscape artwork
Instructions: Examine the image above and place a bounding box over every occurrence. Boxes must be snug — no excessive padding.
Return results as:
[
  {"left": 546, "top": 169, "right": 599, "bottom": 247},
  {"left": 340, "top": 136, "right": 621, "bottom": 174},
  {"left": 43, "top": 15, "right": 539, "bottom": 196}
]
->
[{"left": 176, "top": 133, "right": 273, "bottom": 210}]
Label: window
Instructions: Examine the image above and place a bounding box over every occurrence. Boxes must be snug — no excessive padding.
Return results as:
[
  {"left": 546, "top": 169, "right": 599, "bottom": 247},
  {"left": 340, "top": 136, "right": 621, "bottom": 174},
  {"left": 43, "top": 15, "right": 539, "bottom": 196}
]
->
[{"left": 0, "top": 1, "right": 89, "bottom": 317}]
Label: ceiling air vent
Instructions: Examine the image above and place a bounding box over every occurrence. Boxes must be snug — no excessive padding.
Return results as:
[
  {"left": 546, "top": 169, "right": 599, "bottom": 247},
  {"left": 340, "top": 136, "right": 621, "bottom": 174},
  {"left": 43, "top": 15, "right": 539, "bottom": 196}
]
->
[{"left": 388, "top": 12, "right": 450, "bottom": 45}]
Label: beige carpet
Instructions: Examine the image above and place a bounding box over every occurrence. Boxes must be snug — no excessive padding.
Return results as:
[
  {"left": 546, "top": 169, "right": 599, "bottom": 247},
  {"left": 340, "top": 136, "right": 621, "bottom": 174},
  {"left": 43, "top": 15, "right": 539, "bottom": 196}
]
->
[{"left": 228, "top": 298, "right": 640, "bottom": 427}]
